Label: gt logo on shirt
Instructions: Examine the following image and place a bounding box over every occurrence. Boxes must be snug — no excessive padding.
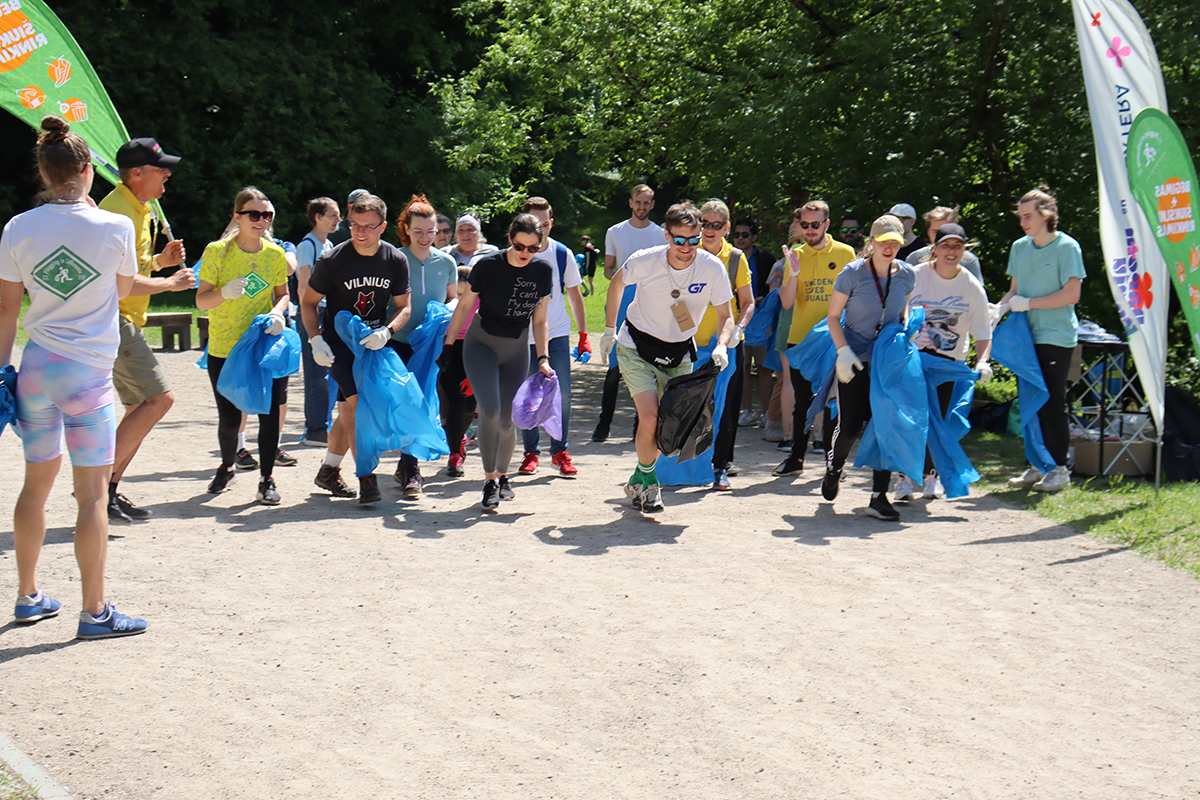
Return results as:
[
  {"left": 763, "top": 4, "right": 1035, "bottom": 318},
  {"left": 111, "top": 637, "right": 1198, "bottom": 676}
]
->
[
  {"left": 355, "top": 291, "right": 375, "bottom": 317},
  {"left": 687, "top": 283, "right": 707, "bottom": 294}
]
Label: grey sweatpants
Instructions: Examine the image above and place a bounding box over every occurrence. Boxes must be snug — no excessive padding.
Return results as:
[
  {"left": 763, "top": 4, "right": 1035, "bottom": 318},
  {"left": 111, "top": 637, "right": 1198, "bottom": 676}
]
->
[{"left": 463, "top": 321, "right": 530, "bottom": 475}]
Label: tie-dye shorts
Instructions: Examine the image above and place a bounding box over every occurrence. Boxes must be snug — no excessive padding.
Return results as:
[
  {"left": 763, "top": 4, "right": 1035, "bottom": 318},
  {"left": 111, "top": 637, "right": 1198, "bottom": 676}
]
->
[{"left": 16, "top": 341, "right": 116, "bottom": 467}]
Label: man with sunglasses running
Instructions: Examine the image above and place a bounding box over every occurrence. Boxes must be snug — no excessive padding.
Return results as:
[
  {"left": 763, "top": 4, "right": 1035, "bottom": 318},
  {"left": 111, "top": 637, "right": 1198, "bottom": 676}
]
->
[{"left": 599, "top": 202, "right": 735, "bottom": 515}]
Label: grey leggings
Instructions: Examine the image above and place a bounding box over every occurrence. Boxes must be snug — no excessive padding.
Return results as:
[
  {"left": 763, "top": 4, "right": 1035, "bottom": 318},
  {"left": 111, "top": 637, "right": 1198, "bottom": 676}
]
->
[{"left": 463, "top": 321, "right": 530, "bottom": 475}]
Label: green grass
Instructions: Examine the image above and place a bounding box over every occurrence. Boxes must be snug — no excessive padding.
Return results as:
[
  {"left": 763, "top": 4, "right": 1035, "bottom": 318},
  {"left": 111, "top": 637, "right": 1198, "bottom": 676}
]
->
[
  {"left": 965, "top": 431, "right": 1200, "bottom": 577},
  {"left": 0, "top": 764, "right": 39, "bottom": 800}
]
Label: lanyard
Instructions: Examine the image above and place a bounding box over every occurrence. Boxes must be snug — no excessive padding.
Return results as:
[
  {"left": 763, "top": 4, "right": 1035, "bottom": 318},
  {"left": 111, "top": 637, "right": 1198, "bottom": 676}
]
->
[{"left": 869, "top": 261, "right": 893, "bottom": 334}]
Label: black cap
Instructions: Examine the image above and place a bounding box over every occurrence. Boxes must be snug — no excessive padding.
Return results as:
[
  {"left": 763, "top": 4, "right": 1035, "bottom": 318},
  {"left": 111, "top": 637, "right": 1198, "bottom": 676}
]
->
[
  {"left": 115, "top": 138, "right": 181, "bottom": 170},
  {"left": 934, "top": 223, "right": 966, "bottom": 243}
]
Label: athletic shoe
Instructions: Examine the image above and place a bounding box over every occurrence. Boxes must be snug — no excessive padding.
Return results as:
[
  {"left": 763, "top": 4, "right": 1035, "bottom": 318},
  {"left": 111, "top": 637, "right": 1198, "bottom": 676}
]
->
[
  {"left": 893, "top": 476, "right": 916, "bottom": 504},
  {"left": 821, "top": 468, "right": 841, "bottom": 501},
  {"left": 256, "top": 476, "right": 281, "bottom": 506},
  {"left": 234, "top": 447, "right": 258, "bottom": 470},
  {"left": 300, "top": 430, "right": 328, "bottom": 447},
  {"left": 724, "top": 462, "right": 739, "bottom": 477},
  {"left": 922, "top": 474, "right": 944, "bottom": 499},
  {"left": 498, "top": 475, "right": 515, "bottom": 500},
  {"left": 274, "top": 449, "right": 297, "bottom": 467},
  {"left": 551, "top": 451, "right": 578, "bottom": 477},
  {"left": 737, "top": 409, "right": 761, "bottom": 427},
  {"left": 810, "top": 438, "right": 826, "bottom": 455},
  {"left": 358, "top": 474, "right": 382, "bottom": 505},
  {"left": 773, "top": 457, "right": 803, "bottom": 477},
  {"left": 518, "top": 452, "right": 539, "bottom": 475},
  {"left": 106, "top": 496, "right": 132, "bottom": 524},
  {"left": 482, "top": 479, "right": 500, "bottom": 510},
  {"left": 1008, "top": 466, "right": 1044, "bottom": 488},
  {"left": 111, "top": 492, "right": 152, "bottom": 521},
  {"left": 207, "top": 466, "right": 237, "bottom": 494},
  {"left": 777, "top": 438, "right": 793, "bottom": 451},
  {"left": 14, "top": 591, "right": 61, "bottom": 623},
  {"left": 865, "top": 493, "right": 901, "bottom": 521},
  {"left": 314, "top": 465, "right": 356, "bottom": 498},
  {"left": 712, "top": 470, "right": 732, "bottom": 491},
  {"left": 592, "top": 423, "right": 609, "bottom": 443},
  {"left": 446, "top": 452, "right": 465, "bottom": 478},
  {"left": 623, "top": 481, "right": 643, "bottom": 511},
  {"left": 641, "top": 483, "right": 664, "bottom": 514},
  {"left": 403, "top": 465, "right": 423, "bottom": 499},
  {"left": 763, "top": 422, "right": 784, "bottom": 442},
  {"left": 1032, "top": 465, "right": 1071, "bottom": 493},
  {"left": 75, "top": 603, "right": 147, "bottom": 640}
]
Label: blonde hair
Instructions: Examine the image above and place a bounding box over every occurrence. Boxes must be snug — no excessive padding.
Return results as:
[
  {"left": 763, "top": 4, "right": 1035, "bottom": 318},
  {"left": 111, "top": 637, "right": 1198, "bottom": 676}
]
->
[{"left": 700, "top": 198, "right": 730, "bottom": 223}]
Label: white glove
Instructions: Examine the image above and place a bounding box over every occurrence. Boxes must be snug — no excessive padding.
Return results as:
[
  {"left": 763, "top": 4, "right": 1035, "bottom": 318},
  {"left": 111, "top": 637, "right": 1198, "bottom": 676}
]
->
[
  {"left": 729, "top": 325, "right": 744, "bottom": 347},
  {"left": 1009, "top": 295, "right": 1031, "bottom": 313},
  {"left": 835, "top": 345, "right": 863, "bottom": 383},
  {"left": 310, "top": 335, "right": 335, "bottom": 367},
  {"left": 975, "top": 360, "right": 994, "bottom": 383},
  {"left": 264, "top": 313, "right": 286, "bottom": 336},
  {"left": 600, "top": 326, "right": 617, "bottom": 365},
  {"left": 988, "top": 302, "right": 1010, "bottom": 329},
  {"left": 359, "top": 327, "right": 391, "bottom": 350},
  {"left": 711, "top": 344, "right": 729, "bottom": 370},
  {"left": 220, "top": 277, "right": 249, "bottom": 301}
]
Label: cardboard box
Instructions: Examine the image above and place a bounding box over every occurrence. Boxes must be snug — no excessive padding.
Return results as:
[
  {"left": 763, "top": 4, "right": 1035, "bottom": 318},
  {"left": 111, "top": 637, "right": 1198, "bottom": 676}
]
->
[{"left": 1072, "top": 439, "right": 1155, "bottom": 477}]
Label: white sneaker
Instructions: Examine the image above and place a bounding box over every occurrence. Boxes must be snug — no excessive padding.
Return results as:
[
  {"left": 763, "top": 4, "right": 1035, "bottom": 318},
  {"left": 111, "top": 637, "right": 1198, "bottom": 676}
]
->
[
  {"left": 922, "top": 474, "right": 944, "bottom": 499},
  {"left": 893, "top": 476, "right": 916, "bottom": 503},
  {"left": 1032, "top": 466, "right": 1071, "bottom": 492},
  {"left": 737, "top": 409, "right": 759, "bottom": 427},
  {"left": 763, "top": 422, "right": 784, "bottom": 442},
  {"left": 1007, "top": 467, "right": 1044, "bottom": 488}
]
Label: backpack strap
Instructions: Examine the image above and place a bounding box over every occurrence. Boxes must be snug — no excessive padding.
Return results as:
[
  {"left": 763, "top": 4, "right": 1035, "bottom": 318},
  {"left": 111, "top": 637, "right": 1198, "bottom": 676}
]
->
[
  {"left": 553, "top": 240, "right": 569, "bottom": 289},
  {"left": 727, "top": 247, "right": 743, "bottom": 290}
]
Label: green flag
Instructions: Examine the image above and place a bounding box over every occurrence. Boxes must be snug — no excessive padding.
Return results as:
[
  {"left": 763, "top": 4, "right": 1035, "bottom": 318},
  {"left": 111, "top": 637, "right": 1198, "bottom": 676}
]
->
[{"left": 1127, "top": 108, "right": 1200, "bottom": 356}]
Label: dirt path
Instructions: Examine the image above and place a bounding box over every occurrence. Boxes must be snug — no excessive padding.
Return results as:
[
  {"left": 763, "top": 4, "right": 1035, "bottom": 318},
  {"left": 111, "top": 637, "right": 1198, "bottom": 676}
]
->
[{"left": 1, "top": 350, "right": 1197, "bottom": 799}]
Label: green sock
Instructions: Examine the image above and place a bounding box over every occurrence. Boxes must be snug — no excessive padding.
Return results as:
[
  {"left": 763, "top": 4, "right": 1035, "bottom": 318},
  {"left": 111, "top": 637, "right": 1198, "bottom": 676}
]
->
[
  {"left": 637, "top": 461, "right": 658, "bottom": 485},
  {"left": 629, "top": 468, "right": 644, "bottom": 486}
]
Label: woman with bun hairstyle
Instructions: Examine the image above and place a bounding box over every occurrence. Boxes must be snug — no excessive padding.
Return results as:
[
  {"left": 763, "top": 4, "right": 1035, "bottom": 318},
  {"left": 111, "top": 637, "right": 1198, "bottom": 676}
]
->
[{"left": 0, "top": 116, "right": 149, "bottom": 639}]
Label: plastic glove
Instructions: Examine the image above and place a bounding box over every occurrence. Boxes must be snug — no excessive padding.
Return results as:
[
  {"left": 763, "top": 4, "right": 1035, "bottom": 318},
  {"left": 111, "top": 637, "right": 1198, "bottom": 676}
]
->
[
  {"left": 1009, "top": 295, "right": 1031, "bottom": 313},
  {"left": 729, "top": 325, "right": 744, "bottom": 347},
  {"left": 711, "top": 344, "right": 729, "bottom": 370},
  {"left": 577, "top": 331, "right": 592, "bottom": 356},
  {"left": 220, "top": 277, "right": 249, "bottom": 301},
  {"left": 975, "top": 360, "right": 994, "bottom": 383},
  {"left": 599, "top": 326, "right": 617, "bottom": 365},
  {"left": 264, "top": 313, "right": 286, "bottom": 336},
  {"left": 359, "top": 327, "right": 391, "bottom": 350},
  {"left": 988, "top": 302, "right": 1010, "bottom": 329},
  {"left": 835, "top": 345, "right": 864, "bottom": 383},
  {"left": 310, "top": 335, "right": 335, "bottom": 367}
]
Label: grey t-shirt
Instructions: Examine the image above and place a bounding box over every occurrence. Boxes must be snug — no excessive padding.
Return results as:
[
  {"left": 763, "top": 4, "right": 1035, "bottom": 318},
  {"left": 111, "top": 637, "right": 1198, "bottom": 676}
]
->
[{"left": 832, "top": 258, "right": 916, "bottom": 346}]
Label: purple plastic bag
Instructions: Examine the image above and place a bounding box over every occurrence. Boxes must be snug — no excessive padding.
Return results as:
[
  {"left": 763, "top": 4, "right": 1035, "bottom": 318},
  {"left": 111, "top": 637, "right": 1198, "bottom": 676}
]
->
[{"left": 512, "top": 369, "right": 562, "bottom": 442}]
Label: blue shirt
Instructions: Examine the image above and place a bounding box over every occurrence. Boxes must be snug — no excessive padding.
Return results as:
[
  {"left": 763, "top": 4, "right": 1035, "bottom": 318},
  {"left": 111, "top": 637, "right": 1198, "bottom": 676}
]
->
[
  {"left": 1006, "top": 232, "right": 1086, "bottom": 348},
  {"left": 392, "top": 246, "right": 457, "bottom": 343}
]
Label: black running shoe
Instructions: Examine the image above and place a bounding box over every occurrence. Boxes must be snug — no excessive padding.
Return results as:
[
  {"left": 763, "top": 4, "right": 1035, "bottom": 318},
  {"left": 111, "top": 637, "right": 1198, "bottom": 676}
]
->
[
  {"left": 482, "top": 479, "right": 500, "bottom": 510},
  {"left": 106, "top": 496, "right": 132, "bottom": 524},
  {"left": 821, "top": 468, "right": 841, "bottom": 501},
  {"left": 208, "top": 466, "right": 237, "bottom": 494},
  {"left": 773, "top": 457, "right": 804, "bottom": 477},
  {"left": 591, "top": 423, "right": 609, "bottom": 443},
  {"left": 497, "top": 475, "right": 515, "bottom": 500},
  {"left": 234, "top": 447, "right": 258, "bottom": 470},
  {"left": 256, "top": 476, "right": 281, "bottom": 505},
  {"left": 866, "top": 493, "right": 900, "bottom": 521},
  {"left": 111, "top": 492, "right": 152, "bottom": 520}
]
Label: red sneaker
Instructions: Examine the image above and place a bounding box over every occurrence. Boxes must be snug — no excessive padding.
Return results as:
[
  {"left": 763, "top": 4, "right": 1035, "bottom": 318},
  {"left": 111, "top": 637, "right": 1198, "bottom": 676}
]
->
[
  {"left": 446, "top": 452, "right": 464, "bottom": 478},
  {"left": 551, "top": 451, "right": 578, "bottom": 477},
  {"left": 518, "top": 451, "right": 539, "bottom": 475}
]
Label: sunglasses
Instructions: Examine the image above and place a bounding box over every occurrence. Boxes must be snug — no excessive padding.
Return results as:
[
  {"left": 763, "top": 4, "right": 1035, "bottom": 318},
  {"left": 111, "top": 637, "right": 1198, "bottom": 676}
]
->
[
  {"left": 510, "top": 242, "right": 540, "bottom": 253},
  {"left": 797, "top": 221, "right": 825, "bottom": 230},
  {"left": 671, "top": 235, "right": 701, "bottom": 246},
  {"left": 237, "top": 210, "right": 274, "bottom": 222},
  {"left": 841, "top": 226, "right": 860, "bottom": 234},
  {"left": 732, "top": 231, "right": 752, "bottom": 238},
  {"left": 699, "top": 220, "right": 726, "bottom": 231}
]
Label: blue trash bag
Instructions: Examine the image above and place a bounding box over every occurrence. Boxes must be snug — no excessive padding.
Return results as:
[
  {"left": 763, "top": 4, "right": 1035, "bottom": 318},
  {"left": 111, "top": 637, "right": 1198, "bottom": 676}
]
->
[
  {"left": 216, "top": 316, "right": 301, "bottom": 415},
  {"left": 990, "top": 312, "right": 1055, "bottom": 474},
  {"left": 0, "top": 364, "right": 17, "bottom": 439},
  {"left": 855, "top": 307, "right": 928, "bottom": 481},
  {"left": 334, "top": 311, "right": 449, "bottom": 477},
  {"left": 571, "top": 345, "right": 591, "bottom": 363},
  {"left": 195, "top": 345, "right": 208, "bottom": 370},
  {"left": 919, "top": 354, "right": 981, "bottom": 499},
  {"left": 744, "top": 290, "right": 781, "bottom": 348},
  {"left": 656, "top": 337, "right": 737, "bottom": 485},
  {"left": 787, "top": 318, "right": 840, "bottom": 431},
  {"left": 512, "top": 369, "right": 562, "bottom": 442},
  {"left": 406, "top": 300, "right": 453, "bottom": 415}
]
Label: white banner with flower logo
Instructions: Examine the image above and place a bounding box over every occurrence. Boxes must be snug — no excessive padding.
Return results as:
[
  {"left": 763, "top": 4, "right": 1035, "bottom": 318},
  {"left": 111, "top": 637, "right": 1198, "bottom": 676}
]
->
[{"left": 1073, "top": 0, "right": 1169, "bottom": 430}]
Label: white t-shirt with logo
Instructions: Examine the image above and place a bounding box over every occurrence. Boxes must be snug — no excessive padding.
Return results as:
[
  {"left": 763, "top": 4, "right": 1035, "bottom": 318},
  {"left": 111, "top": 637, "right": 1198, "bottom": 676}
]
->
[
  {"left": 909, "top": 263, "right": 991, "bottom": 361},
  {"left": 527, "top": 238, "right": 582, "bottom": 343},
  {"left": 605, "top": 219, "right": 665, "bottom": 270},
  {"left": 617, "top": 246, "right": 733, "bottom": 347},
  {"left": 0, "top": 203, "right": 138, "bottom": 369}
]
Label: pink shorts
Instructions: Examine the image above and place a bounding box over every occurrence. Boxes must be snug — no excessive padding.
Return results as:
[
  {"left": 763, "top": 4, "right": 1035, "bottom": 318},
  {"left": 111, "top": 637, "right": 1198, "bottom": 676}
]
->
[{"left": 16, "top": 341, "right": 116, "bottom": 467}]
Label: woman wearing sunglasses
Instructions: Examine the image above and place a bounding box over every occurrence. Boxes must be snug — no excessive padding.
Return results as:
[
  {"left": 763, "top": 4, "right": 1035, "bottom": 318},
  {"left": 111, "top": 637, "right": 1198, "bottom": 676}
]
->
[
  {"left": 196, "top": 187, "right": 291, "bottom": 504},
  {"left": 817, "top": 214, "right": 916, "bottom": 521},
  {"left": 443, "top": 213, "right": 553, "bottom": 510}
]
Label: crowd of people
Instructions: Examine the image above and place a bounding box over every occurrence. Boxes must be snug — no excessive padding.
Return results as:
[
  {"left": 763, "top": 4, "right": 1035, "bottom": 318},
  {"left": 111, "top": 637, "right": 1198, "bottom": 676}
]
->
[{"left": 1, "top": 117, "right": 1086, "bottom": 639}]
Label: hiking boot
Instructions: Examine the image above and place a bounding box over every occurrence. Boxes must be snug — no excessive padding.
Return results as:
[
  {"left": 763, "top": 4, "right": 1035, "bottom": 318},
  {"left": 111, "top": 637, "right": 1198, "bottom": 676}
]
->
[
  {"left": 76, "top": 603, "right": 147, "bottom": 640},
  {"left": 893, "top": 475, "right": 916, "bottom": 504},
  {"left": 518, "top": 452, "right": 539, "bottom": 475},
  {"left": 821, "top": 468, "right": 841, "bottom": 501},
  {"left": 208, "top": 466, "right": 237, "bottom": 494},
  {"left": 314, "top": 464, "right": 356, "bottom": 498},
  {"left": 482, "top": 479, "right": 500, "bottom": 510},
  {"left": 1008, "top": 466, "right": 1044, "bottom": 488},
  {"left": 865, "top": 493, "right": 900, "bottom": 521},
  {"left": 623, "top": 481, "right": 643, "bottom": 511},
  {"left": 274, "top": 449, "right": 297, "bottom": 467},
  {"left": 591, "top": 423, "right": 610, "bottom": 443},
  {"left": 14, "top": 590, "right": 61, "bottom": 624},
  {"left": 111, "top": 491, "right": 152, "bottom": 521},
  {"left": 234, "top": 447, "right": 258, "bottom": 470},
  {"left": 712, "top": 469, "right": 732, "bottom": 491},
  {"left": 300, "top": 430, "right": 328, "bottom": 447},
  {"left": 551, "top": 451, "right": 578, "bottom": 477},
  {"left": 640, "top": 483, "right": 664, "bottom": 514},
  {"left": 773, "top": 457, "right": 803, "bottom": 477},
  {"left": 446, "top": 452, "right": 464, "bottom": 478},
  {"left": 1032, "top": 465, "right": 1071, "bottom": 492},
  {"left": 498, "top": 475, "right": 515, "bottom": 500},
  {"left": 358, "top": 474, "right": 382, "bottom": 505},
  {"left": 256, "top": 476, "right": 281, "bottom": 506},
  {"left": 922, "top": 473, "right": 944, "bottom": 499}
]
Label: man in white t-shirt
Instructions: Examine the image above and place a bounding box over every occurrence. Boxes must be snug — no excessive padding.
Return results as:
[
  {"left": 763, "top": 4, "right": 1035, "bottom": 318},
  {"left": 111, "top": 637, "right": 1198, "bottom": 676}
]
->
[
  {"left": 592, "top": 184, "right": 666, "bottom": 443},
  {"left": 599, "top": 202, "right": 735, "bottom": 515},
  {"left": 295, "top": 196, "right": 341, "bottom": 446},
  {"left": 516, "top": 197, "right": 590, "bottom": 477}
]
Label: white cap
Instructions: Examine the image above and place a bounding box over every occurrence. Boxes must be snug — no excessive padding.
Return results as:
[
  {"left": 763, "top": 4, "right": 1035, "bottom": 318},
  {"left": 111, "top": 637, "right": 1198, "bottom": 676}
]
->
[{"left": 887, "top": 203, "right": 917, "bottom": 219}]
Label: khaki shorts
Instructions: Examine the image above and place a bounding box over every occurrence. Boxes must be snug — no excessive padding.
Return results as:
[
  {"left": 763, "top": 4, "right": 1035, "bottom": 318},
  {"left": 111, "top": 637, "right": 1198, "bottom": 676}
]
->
[
  {"left": 112, "top": 317, "right": 171, "bottom": 407},
  {"left": 616, "top": 343, "right": 694, "bottom": 399}
]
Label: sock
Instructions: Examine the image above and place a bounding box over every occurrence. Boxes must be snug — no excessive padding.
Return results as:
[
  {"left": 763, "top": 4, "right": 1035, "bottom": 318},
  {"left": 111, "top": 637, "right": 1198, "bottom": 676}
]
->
[
  {"left": 26, "top": 589, "right": 42, "bottom": 602},
  {"left": 628, "top": 467, "right": 643, "bottom": 486},
  {"left": 88, "top": 604, "right": 111, "bottom": 622},
  {"left": 108, "top": 481, "right": 118, "bottom": 498},
  {"left": 637, "top": 461, "right": 657, "bottom": 485},
  {"left": 237, "top": 432, "right": 247, "bottom": 449},
  {"left": 323, "top": 451, "right": 344, "bottom": 468}
]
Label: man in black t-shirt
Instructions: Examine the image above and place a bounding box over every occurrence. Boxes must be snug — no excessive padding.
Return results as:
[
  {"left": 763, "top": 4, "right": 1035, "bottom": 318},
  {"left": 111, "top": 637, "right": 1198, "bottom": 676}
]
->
[{"left": 300, "top": 193, "right": 410, "bottom": 504}]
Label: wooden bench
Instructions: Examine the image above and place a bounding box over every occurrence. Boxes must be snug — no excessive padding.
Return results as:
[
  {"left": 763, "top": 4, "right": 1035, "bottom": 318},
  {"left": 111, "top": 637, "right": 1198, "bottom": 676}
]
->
[{"left": 144, "top": 312, "right": 193, "bottom": 351}]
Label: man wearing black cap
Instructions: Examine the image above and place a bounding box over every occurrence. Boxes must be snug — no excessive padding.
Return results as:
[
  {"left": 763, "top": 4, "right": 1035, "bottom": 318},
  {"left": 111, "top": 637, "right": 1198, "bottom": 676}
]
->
[{"left": 98, "top": 137, "right": 192, "bottom": 524}]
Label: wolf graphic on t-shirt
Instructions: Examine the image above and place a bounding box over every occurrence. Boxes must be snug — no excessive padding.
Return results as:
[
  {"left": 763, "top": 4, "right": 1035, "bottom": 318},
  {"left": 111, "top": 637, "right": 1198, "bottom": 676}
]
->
[{"left": 355, "top": 291, "right": 375, "bottom": 317}]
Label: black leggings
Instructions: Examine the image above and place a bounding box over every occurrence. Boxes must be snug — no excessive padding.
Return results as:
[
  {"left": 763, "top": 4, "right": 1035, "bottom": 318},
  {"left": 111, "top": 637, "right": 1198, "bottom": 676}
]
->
[
  {"left": 827, "top": 363, "right": 890, "bottom": 494},
  {"left": 439, "top": 338, "right": 477, "bottom": 455},
  {"left": 1034, "top": 343, "right": 1073, "bottom": 467},
  {"left": 207, "top": 355, "right": 286, "bottom": 478},
  {"left": 712, "top": 343, "right": 745, "bottom": 469},
  {"left": 788, "top": 361, "right": 832, "bottom": 461}
]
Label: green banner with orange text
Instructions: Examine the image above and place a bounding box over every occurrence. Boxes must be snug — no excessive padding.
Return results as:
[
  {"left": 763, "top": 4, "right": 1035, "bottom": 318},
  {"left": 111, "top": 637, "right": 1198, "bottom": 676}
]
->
[{"left": 1126, "top": 108, "right": 1200, "bottom": 357}]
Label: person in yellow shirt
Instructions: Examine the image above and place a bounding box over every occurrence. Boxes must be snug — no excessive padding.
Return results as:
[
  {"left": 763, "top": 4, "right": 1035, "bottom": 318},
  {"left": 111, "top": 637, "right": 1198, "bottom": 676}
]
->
[
  {"left": 97, "top": 137, "right": 192, "bottom": 525},
  {"left": 695, "top": 199, "right": 754, "bottom": 491},
  {"left": 774, "top": 200, "right": 856, "bottom": 477}
]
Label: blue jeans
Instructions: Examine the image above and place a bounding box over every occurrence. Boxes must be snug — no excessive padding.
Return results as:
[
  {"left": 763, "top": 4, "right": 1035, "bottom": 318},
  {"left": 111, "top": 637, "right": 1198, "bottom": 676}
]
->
[
  {"left": 296, "top": 312, "right": 334, "bottom": 437},
  {"left": 521, "top": 335, "right": 571, "bottom": 455}
]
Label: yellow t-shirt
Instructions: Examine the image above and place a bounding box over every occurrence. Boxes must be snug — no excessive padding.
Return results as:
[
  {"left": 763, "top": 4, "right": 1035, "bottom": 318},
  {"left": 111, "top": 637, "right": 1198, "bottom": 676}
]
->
[
  {"left": 694, "top": 239, "right": 750, "bottom": 346},
  {"left": 200, "top": 238, "right": 288, "bottom": 358},
  {"left": 782, "top": 238, "right": 857, "bottom": 344},
  {"left": 98, "top": 182, "right": 156, "bottom": 328}
]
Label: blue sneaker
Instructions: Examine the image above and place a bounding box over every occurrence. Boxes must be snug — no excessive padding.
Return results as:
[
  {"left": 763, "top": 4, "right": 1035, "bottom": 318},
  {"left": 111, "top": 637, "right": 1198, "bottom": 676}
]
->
[
  {"left": 76, "top": 603, "right": 148, "bottom": 640},
  {"left": 14, "top": 590, "right": 61, "bottom": 623}
]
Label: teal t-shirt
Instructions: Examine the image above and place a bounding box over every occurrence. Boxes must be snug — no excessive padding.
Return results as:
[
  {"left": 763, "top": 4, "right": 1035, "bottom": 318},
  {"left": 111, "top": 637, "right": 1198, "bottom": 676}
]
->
[
  {"left": 1006, "top": 232, "right": 1086, "bottom": 348},
  {"left": 391, "top": 246, "right": 457, "bottom": 343}
]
